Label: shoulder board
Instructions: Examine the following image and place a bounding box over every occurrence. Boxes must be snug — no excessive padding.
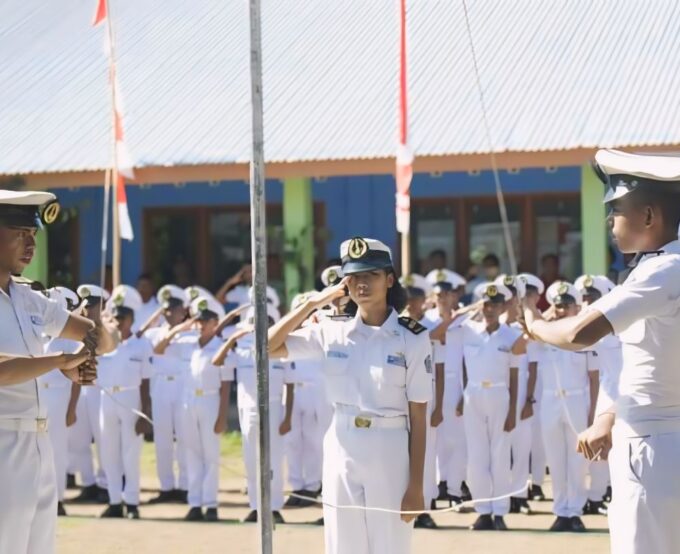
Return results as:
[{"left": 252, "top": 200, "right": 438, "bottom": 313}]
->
[{"left": 398, "top": 316, "right": 427, "bottom": 335}]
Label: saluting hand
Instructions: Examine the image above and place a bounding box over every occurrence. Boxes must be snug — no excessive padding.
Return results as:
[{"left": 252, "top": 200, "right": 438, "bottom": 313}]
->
[{"left": 309, "top": 277, "right": 350, "bottom": 309}]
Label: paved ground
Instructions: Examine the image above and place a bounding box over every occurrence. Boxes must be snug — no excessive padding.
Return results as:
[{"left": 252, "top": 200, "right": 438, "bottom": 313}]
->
[{"left": 57, "top": 435, "right": 610, "bottom": 553}]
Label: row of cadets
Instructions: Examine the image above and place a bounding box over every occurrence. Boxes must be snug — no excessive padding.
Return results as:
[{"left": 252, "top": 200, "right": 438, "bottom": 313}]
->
[
  {"left": 67, "top": 285, "right": 111, "bottom": 503},
  {"left": 400, "top": 272, "right": 445, "bottom": 529},
  {"left": 144, "top": 284, "right": 196, "bottom": 504},
  {"left": 39, "top": 287, "right": 84, "bottom": 516},
  {"left": 462, "top": 282, "right": 524, "bottom": 531},
  {"left": 537, "top": 280, "right": 599, "bottom": 532},
  {"left": 494, "top": 274, "right": 535, "bottom": 515},
  {"left": 574, "top": 274, "right": 620, "bottom": 515},
  {"left": 423, "top": 269, "right": 470, "bottom": 506},
  {"left": 98, "top": 285, "right": 154, "bottom": 519},
  {"left": 212, "top": 301, "right": 294, "bottom": 524}
]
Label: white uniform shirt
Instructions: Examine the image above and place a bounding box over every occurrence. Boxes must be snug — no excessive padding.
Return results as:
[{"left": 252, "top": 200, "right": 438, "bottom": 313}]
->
[
  {"left": 594, "top": 334, "right": 623, "bottom": 416},
  {"left": 591, "top": 239, "right": 680, "bottom": 436},
  {"left": 225, "top": 285, "right": 250, "bottom": 306},
  {"left": 224, "top": 332, "right": 293, "bottom": 409},
  {"left": 289, "top": 358, "right": 323, "bottom": 386},
  {"left": 183, "top": 336, "right": 233, "bottom": 397},
  {"left": 145, "top": 326, "right": 195, "bottom": 378},
  {"left": 285, "top": 310, "right": 432, "bottom": 417},
  {"left": 0, "top": 281, "right": 70, "bottom": 419},
  {"left": 509, "top": 321, "right": 529, "bottom": 378},
  {"left": 38, "top": 338, "right": 80, "bottom": 389},
  {"left": 132, "top": 297, "right": 160, "bottom": 334},
  {"left": 97, "top": 335, "right": 154, "bottom": 389},
  {"left": 463, "top": 321, "right": 522, "bottom": 386},
  {"left": 537, "top": 346, "right": 597, "bottom": 393}
]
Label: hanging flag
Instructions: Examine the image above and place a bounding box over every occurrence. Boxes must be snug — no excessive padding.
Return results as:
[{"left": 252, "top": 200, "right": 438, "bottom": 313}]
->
[
  {"left": 116, "top": 174, "right": 134, "bottom": 241},
  {"left": 92, "top": 0, "right": 107, "bottom": 26},
  {"left": 395, "top": 0, "right": 413, "bottom": 234}
]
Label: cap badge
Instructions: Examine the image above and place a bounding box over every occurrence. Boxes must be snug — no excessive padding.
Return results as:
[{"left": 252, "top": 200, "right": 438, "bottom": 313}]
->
[
  {"left": 161, "top": 289, "right": 172, "bottom": 300},
  {"left": 348, "top": 238, "right": 369, "bottom": 260},
  {"left": 486, "top": 285, "right": 498, "bottom": 297},
  {"left": 503, "top": 275, "right": 514, "bottom": 286},
  {"left": 328, "top": 269, "right": 338, "bottom": 283},
  {"left": 197, "top": 299, "right": 208, "bottom": 311},
  {"left": 113, "top": 294, "right": 124, "bottom": 307},
  {"left": 584, "top": 276, "right": 594, "bottom": 288},
  {"left": 41, "top": 201, "right": 61, "bottom": 225},
  {"left": 80, "top": 287, "right": 91, "bottom": 298},
  {"left": 557, "top": 282, "right": 569, "bottom": 295},
  {"left": 404, "top": 274, "right": 414, "bottom": 286},
  {"left": 436, "top": 270, "right": 446, "bottom": 283},
  {"left": 189, "top": 288, "right": 199, "bottom": 300}
]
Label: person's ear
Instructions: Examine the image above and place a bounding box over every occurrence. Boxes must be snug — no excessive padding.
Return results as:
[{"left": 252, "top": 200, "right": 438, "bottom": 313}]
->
[{"left": 386, "top": 272, "right": 395, "bottom": 288}]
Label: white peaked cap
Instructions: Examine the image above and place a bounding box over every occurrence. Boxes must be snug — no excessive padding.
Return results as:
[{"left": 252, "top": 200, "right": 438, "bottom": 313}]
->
[
  {"left": 546, "top": 281, "right": 582, "bottom": 306},
  {"left": 517, "top": 273, "right": 545, "bottom": 295}
]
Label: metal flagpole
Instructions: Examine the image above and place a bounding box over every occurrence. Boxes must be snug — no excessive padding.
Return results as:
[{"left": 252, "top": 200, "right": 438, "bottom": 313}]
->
[{"left": 248, "top": 1, "right": 273, "bottom": 552}]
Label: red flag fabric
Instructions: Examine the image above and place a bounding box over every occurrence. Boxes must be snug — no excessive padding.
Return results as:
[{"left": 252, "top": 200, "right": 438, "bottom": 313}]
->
[
  {"left": 116, "top": 174, "right": 134, "bottom": 241},
  {"left": 92, "top": 0, "right": 107, "bottom": 26},
  {"left": 395, "top": 0, "right": 412, "bottom": 234}
]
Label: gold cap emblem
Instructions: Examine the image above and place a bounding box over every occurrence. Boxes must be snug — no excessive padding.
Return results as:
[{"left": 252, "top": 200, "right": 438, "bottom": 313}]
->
[
  {"left": 197, "top": 299, "right": 208, "bottom": 311},
  {"left": 557, "top": 282, "right": 569, "bottom": 295},
  {"left": 41, "top": 201, "right": 61, "bottom": 225},
  {"left": 348, "top": 238, "right": 369, "bottom": 260},
  {"left": 404, "top": 274, "right": 414, "bottom": 286},
  {"left": 113, "top": 293, "right": 124, "bottom": 307},
  {"left": 189, "top": 288, "right": 199, "bottom": 300},
  {"left": 161, "top": 289, "right": 172, "bottom": 300},
  {"left": 486, "top": 285, "right": 498, "bottom": 297},
  {"left": 328, "top": 269, "right": 338, "bottom": 283},
  {"left": 583, "top": 275, "right": 594, "bottom": 288},
  {"left": 503, "top": 275, "right": 514, "bottom": 286},
  {"left": 436, "top": 270, "right": 446, "bottom": 283},
  {"left": 80, "top": 287, "right": 91, "bottom": 298}
]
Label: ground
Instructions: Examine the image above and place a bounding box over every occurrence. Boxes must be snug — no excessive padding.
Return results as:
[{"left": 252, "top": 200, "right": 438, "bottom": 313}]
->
[{"left": 57, "top": 433, "right": 610, "bottom": 553}]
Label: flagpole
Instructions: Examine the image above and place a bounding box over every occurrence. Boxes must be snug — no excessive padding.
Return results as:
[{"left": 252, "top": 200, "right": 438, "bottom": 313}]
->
[
  {"left": 247, "top": 1, "right": 273, "bottom": 553},
  {"left": 104, "top": 0, "right": 121, "bottom": 288}
]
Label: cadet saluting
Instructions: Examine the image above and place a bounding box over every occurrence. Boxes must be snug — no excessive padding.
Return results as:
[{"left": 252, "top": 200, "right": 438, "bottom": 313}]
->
[
  {"left": 522, "top": 150, "right": 680, "bottom": 553},
  {"left": 0, "top": 190, "right": 116, "bottom": 554},
  {"left": 268, "top": 237, "right": 431, "bottom": 554}
]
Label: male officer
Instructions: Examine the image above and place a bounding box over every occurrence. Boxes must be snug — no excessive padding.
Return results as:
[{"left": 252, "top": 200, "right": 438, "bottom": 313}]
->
[
  {"left": 522, "top": 148, "right": 680, "bottom": 554},
  {"left": 0, "top": 190, "right": 110, "bottom": 553}
]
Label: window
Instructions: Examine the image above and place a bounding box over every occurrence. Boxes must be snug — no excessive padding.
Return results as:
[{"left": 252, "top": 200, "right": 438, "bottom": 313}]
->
[
  {"left": 411, "top": 203, "right": 456, "bottom": 274},
  {"left": 468, "top": 200, "right": 521, "bottom": 273},
  {"left": 534, "top": 198, "right": 581, "bottom": 280}
]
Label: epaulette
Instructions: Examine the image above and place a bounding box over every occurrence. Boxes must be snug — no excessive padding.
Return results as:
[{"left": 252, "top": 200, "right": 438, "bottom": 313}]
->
[{"left": 398, "top": 316, "right": 427, "bottom": 335}]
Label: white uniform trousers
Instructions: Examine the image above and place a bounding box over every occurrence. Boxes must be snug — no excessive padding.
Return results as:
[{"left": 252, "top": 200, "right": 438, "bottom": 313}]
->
[
  {"left": 183, "top": 395, "right": 221, "bottom": 508},
  {"left": 422, "top": 387, "right": 438, "bottom": 505},
  {"left": 540, "top": 393, "right": 588, "bottom": 517},
  {"left": 42, "top": 385, "right": 71, "bottom": 501},
  {"left": 530, "top": 375, "right": 546, "bottom": 487},
  {"left": 0, "top": 428, "right": 57, "bottom": 554},
  {"left": 463, "top": 387, "right": 512, "bottom": 515},
  {"left": 510, "top": 372, "right": 531, "bottom": 499},
  {"left": 152, "top": 376, "right": 188, "bottom": 491},
  {"left": 286, "top": 383, "right": 323, "bottom": 492},
  {"left": 99, "top": 390, "right": 143, "bottom": 505},
  {"left": 323, "top": 413, "right": 412, "bottom": 554},
  {"left": 436, "top": 376, "right": 467, "bottom": 497},
  {"left": 240, "top": 402, "right": 284, "bottom": 511},
  {"left": 608, "top": 430, "right": 680, "bottom": 554},
  {"left": 68, "top": 385, "right": 106, "bottom": 488},
  {"left": 588, "top": 460, "right": 609, "bottom": 501}
]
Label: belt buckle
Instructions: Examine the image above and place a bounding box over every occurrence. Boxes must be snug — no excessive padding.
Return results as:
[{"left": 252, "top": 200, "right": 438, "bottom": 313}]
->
[
  {"left": 112, "top": 386, "right": 121, "bottom": 393},
  {"left": 481, "top": 380, "right": 492, "bottom": 389},
  {"left": 195, "top": 389, "right": 204, "bottom": 397},
  {"left": 354, "top": 416, "right": 371, "bottom": 428},
  {"left": 36, "top": 418, "right": 48, "bottom": 432}
]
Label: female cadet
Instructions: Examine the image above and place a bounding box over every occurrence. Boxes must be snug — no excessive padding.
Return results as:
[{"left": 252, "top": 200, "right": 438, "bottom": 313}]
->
[{"left": 268, "top": 237, "right": 431, "bottom": 554}]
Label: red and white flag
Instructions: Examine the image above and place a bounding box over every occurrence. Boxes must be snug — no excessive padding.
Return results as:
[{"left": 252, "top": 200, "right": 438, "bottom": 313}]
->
[
  {"left": 116, "top": 174, "right": 134, "bottom": 241},
  {"left": 92, "top": 0, "right": 107, "bottom": 26},
  {"left": 395, "top": 0, "right": 413, "bottom": 235}
]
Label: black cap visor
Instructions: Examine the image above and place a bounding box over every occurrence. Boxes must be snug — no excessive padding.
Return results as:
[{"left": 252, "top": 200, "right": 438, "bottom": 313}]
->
[
  {"left": 554, "top": 294, "right": 577, "bottom": 306},
  {"left": 196, "top": 309, "right": 219, "bottom": 321},
  {"left": 341, "top": 250, "right": 393, "bottom": 275}
]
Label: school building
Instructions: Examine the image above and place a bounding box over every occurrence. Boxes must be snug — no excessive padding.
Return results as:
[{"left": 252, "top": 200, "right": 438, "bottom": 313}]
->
[{"left": 3, "top": 1, "right": 680, "bottom": 304}]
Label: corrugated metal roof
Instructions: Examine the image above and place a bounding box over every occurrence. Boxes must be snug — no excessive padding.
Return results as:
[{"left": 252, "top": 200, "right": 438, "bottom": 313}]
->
[{"left": 2, "top": 0, "right": 680, "bottom": 175}]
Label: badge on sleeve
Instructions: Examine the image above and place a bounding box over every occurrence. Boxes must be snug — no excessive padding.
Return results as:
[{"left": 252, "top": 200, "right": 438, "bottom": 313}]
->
[{"left": 424, "top": 355, "right": 433, "bottom": 374}]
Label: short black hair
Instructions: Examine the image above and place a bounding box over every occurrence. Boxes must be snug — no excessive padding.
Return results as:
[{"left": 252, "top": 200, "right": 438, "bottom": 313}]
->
[
  {"left": 632, "top": 186, "right": 680, "bottom": 231},
  {"left": 482, "top": 254, "right": 500, "bottom": 266}
]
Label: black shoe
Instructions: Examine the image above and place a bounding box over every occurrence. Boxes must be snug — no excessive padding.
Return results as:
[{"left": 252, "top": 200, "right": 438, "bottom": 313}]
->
[
  {"left": 461, "top": 482, "right": 472, "bottom": 502},
  {"left": 530, "top": 484, "right": 545, "bottom": 501},
  {"left": 549, "top": 516, "right": 571, "bottom": 532},
  {"left": 125, "top": 504, "right": 140, "bottom": 519},
  {"left": 509, "top": 497, "right": 520, "bottom": 513},
  {"left": 96, "top": 487, "right": 110, "bottom": 504},
  {"left": 148, "top": 490, "right": 176, "bottom": 504},
  {"left": 284, "top": 493, "right": 302, "bottom": 508},
  {"left": 184, "top": 507, "right": 204, "bottom": 521},
  {"left": 57, "top": 502, "right": 67, "bottom": 516},
  {"left": 297, "top": 489, "right": 319, "bottom": 507},
  {"left": 518, "top": 498, "right": 532, "bottom": 515},
  {"left": 437, "top": 481, "right": 449, "bottom": 501},
  {"left": 273, "top": 511, "right": 285, "bottom": 524},
  {"left": 493, "top": 516, "right": 508, "bottom": 530},
  {"left": 174, "top": 489, "right": 188, "bottom": 503},
  {"left": 570, "top": 516, "right": 586, "bottom": 533},
  {"left": 72, "top": 484, "right": 100, "bottom": 503},
  {"left": 448, "top": 495, "right": 463, "bottom": 508},
  {"left": 66, "top": 473, "right": 78, "bottom": 490},
  {"left": 430, "top": 499, "right": 437, "bottom": 510},
  {"left": 243, "top": 510, "right": 258, "bottom": 523},
  {"left": 313, "top": 517, "right": 324, "bottom": 526},
  {"left": 603, "top": 485, "right": 612, "bottom": 503},
  {"left": 100, "top": 504, "right": 124, "bottom": 518},
  {"left": 470, "top": 514, "right": 494, "bottom": 530},
  {"left": 205, "top": 508, "right": 218, "bottom": 522},
  {"left": 414, "top": 513, "right": 438, "bottom": 529}
]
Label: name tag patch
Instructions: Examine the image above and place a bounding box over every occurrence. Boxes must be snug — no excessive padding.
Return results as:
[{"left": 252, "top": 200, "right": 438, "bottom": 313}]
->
[
  {"left": 425, "top": 355, "right": 433, "bottom": 374},
  {"left": 387, "top": 354, "right": 407, "bottom": 368},
  {"left": 497, "top": 346, "right": 510, "bottom": 353},
  {"left": 328, "top": 351, "right": 349, "bottom": 359},
  {"left": 30, "top": 315, "right": 44, "bottom": 326}
]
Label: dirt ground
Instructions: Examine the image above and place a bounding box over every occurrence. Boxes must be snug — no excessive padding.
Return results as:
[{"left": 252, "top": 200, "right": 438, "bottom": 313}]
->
[{"left": 57, "top": 437, "right": 610, "bottom": 554}]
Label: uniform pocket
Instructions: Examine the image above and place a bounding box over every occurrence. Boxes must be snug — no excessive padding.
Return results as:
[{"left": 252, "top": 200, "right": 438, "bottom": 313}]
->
[
  {"left": 373, "top": 364, "right": 406, "bottom": 388},
  {"left": 627, "top": 436, "right": 653, "bottom": 483}
]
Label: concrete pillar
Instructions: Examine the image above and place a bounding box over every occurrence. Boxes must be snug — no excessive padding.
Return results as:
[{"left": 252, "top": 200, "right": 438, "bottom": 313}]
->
[
  {"left": 23, "top": 229, "right": 49, "bottom": 285},
  {"left": 283, "top": 178, "right": 314, "bottom": 307},
  {"left": 581, "top": 164, "right": 607, "bottom": 275}
]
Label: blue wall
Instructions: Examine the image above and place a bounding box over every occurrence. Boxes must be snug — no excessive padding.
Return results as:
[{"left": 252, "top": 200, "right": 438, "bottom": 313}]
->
[{"left": 52, "top": 167, "right": 581, "bottom": 285}]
